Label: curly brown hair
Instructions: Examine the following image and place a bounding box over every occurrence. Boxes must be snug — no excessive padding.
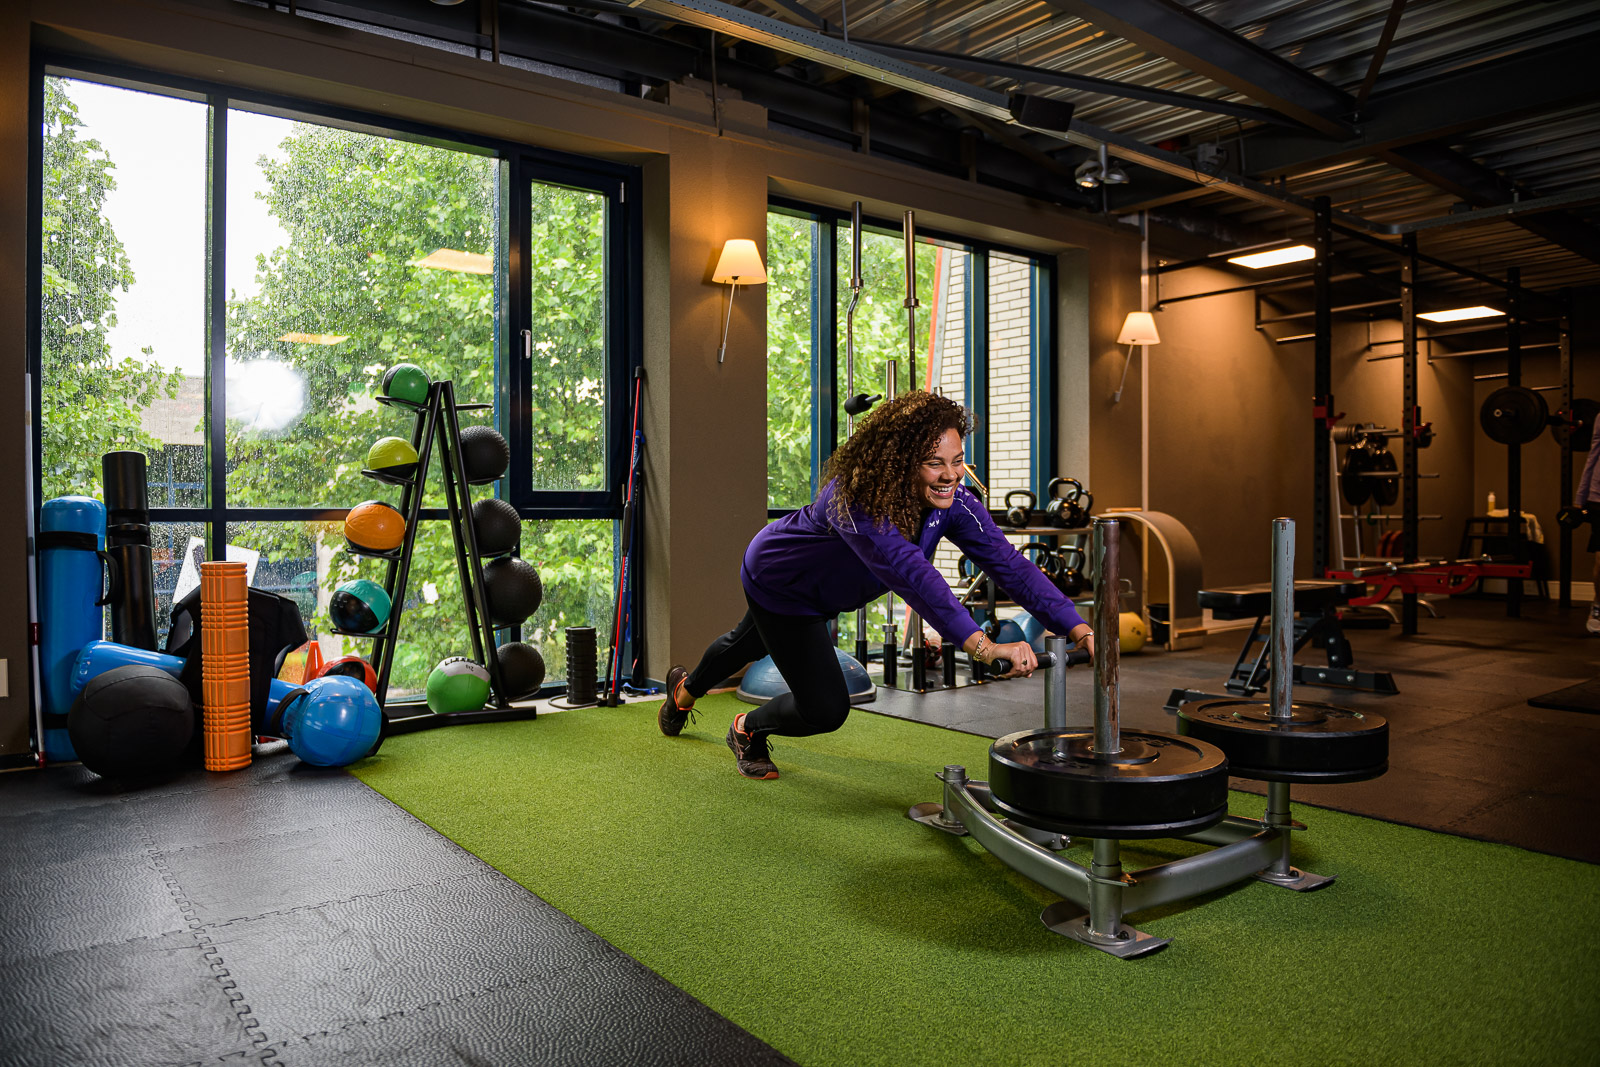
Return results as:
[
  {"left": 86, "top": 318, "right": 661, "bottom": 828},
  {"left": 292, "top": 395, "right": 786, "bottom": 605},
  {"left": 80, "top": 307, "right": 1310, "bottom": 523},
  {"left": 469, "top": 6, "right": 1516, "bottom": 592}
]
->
[{"left": 823, "top": 390, "right": 975, "bottom": 538}]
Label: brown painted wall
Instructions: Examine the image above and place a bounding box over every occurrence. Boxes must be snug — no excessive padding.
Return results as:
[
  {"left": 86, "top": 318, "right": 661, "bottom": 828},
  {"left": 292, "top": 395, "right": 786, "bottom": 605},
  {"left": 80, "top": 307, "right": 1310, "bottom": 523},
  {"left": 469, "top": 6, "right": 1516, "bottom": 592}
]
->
[
  {"left": 641, "top": 129, "right": 770, "bottom": 672},
  {"left": 1145, "top": 266, "right": 1316, "bottom": 586}
]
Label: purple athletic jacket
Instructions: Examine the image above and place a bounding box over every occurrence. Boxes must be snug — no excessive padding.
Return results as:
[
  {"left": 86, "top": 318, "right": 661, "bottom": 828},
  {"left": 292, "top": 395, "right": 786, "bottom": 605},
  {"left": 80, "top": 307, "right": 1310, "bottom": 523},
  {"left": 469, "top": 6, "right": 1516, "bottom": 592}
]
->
[{"left": 741, "top": 481, "right": 1088, "bottom": 646}]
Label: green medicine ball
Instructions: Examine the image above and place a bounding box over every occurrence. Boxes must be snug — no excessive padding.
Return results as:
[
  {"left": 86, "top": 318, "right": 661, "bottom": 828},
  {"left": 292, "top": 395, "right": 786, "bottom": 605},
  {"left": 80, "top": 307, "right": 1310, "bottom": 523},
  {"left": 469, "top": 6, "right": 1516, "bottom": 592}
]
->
[
  {"left": 426, "top": 657, "right": 491, "bottom": 714},
  {"left": 380, "top": 363, "right": 431, "bottom": 405},
  {"left": 366, "top": 436, "right": 419, "bottom": 480}
]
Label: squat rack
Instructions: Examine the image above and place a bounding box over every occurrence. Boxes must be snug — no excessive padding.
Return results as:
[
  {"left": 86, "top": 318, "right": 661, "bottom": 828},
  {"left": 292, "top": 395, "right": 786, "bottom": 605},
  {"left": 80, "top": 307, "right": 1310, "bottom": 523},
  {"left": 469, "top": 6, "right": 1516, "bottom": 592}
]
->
[{"left": 1153, "top": 197, "right": 1576, "bottom": 633}]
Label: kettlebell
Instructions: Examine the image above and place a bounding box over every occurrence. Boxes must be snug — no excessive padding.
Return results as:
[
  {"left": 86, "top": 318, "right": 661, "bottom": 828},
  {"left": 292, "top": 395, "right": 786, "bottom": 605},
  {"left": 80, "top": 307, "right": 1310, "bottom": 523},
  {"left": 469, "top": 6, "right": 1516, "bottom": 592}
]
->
[
  {"left": 1053, "top": 545, "right": 1087, "bottom": 596},
  {"left": 1004, "top": 489, "right": 1036, "bottom": 528},
  {"left": 1020, "top": 542, "right": 1056, "bottom": 583},
  {"left": 1044, "top": 477, "right": 1091, "bottom": 528}
]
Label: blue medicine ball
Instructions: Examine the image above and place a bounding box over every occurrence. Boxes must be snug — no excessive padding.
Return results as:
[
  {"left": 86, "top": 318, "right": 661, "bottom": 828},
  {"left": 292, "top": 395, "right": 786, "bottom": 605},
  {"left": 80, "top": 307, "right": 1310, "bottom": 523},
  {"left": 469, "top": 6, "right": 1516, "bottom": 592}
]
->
[{"left": 282, "top": 675, "right": 383, "bottom": 767}]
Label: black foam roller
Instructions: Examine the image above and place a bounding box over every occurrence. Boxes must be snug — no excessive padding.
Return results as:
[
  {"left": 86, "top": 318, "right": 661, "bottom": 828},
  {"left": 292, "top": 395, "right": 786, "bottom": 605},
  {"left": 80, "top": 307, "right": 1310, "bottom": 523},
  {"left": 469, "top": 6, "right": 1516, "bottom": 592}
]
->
[{"left": 102, "top": 451, "right": 157, "bottom": 651}]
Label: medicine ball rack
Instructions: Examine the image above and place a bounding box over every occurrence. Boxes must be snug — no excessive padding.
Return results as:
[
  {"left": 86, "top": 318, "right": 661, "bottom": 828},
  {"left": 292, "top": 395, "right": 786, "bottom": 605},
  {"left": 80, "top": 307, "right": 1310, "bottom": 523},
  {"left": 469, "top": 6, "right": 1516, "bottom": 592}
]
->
[
  {"left": 340, "top": 378, "right": 528, "bottom": 738},
  {"left": 910, "top": 517, "right": 1386, "bottom": 958}
]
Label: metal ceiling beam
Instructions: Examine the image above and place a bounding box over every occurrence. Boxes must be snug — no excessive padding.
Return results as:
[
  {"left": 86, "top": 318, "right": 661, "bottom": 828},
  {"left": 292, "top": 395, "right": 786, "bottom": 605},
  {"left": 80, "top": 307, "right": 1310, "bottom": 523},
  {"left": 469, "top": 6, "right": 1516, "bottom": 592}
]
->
[
  {"left": 1353, "top": 0, "right": 1406, "bottom": 116},
  {"left": 1039, "top": 0, "right": 1358, "bottom": 138},
  {"left": 1241, "top": 33, "right": 1600, "bottom": 178},
  {"left": 1379, "top": 142, "right": 1600, "bottom": 264},
  {"left": 837, "top": 36, "right": 1301, "bottom": 127},
  {"left": 1039, "top": 2, "right": 1600, "bottom": 266}
]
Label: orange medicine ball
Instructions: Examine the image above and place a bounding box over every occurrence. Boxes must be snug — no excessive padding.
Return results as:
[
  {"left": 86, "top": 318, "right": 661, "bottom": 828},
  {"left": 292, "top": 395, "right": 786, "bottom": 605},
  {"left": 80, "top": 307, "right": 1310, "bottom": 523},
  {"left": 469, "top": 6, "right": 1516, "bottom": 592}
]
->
[{"left": 344, "top": 500, "right": 406, "bottom": 553}]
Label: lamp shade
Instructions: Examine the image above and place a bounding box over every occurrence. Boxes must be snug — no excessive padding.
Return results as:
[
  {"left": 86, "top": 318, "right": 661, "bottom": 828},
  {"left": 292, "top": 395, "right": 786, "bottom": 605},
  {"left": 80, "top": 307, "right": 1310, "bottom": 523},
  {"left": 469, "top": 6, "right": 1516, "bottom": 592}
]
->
[
  {"left": 1116, "top": 311, "right": 1160, "bottom": 346},
  {"left": 712, "top": 239, "right": 768, "bottom": 284}
]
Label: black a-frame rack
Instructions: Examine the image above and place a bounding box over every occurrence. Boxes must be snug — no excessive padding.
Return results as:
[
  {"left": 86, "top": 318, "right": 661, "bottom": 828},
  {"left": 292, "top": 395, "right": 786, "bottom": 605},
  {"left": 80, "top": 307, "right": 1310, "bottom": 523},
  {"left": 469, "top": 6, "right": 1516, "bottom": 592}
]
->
[{"left": 333, "top": 379, "right": 531, "bottom": 742}]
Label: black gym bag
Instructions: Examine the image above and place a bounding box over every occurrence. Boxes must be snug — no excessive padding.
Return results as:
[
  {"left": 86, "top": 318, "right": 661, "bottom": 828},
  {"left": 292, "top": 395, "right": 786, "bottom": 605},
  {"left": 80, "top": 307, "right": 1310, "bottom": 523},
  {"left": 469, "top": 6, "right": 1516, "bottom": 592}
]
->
[{"left": 166, "top": 585, "right": 311, "bottom": 735}]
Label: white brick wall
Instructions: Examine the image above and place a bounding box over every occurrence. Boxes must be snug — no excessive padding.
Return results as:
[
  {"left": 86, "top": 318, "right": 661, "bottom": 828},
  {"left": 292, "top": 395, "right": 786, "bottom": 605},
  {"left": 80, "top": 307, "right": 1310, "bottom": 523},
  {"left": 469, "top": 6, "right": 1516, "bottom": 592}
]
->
[{"left": 987, "top": 253, "right": 1034, "bottom": 510}]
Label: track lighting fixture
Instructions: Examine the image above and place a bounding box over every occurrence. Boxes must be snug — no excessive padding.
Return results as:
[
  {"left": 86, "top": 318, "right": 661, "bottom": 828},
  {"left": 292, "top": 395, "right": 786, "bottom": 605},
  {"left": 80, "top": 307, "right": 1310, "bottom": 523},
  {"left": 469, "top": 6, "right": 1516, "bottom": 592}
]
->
[{"left": 1074, "top": 144, "right": 1127, "bottom": 190}]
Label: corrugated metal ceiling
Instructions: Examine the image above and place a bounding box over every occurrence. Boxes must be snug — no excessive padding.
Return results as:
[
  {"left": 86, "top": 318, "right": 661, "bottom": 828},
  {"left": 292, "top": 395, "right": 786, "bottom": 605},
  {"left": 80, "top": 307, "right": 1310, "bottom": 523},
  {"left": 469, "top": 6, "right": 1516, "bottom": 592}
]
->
[{"left": 244, "top": 0, "right": 1600, "bottom": 295}]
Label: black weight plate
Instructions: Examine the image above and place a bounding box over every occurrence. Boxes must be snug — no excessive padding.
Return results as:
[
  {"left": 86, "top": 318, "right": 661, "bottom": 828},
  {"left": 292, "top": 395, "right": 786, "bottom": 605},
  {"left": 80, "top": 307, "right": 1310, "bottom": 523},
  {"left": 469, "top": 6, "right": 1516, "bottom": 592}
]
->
[
  {"left": 1339, "top": 446, "right": 1371, "bottom": 508},
  {"left": 1368, "top": 447, "right": 1399, "bottom": 508},
  {"left": 1480, "top": 386, "right": 1548, "bottom": 446},
  {"left": 1177, "top": 699, "right": 1388, "bottom": 784},
  {"left": 988, "top": 729, "right": 1230, "bottom": 839},
  {"left": 1553, "top": 398, "right": 1600, "bottom": 452}
]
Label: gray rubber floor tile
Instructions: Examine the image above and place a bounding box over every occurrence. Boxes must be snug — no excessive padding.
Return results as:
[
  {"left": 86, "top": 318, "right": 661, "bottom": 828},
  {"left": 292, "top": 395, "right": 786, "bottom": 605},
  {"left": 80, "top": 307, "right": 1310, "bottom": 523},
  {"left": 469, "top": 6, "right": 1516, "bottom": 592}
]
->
[
  {"left": 159, "top": 813, "right": 493, "bottom": 927},
  {"left": 0, "top": 849, "right": 182, "bottom": 964},
  {"left": 210, "top": 872, "right": 617, "bottom": 1038},
  {"left": 0, "top": 930, "right": 261, "bottom": 1067},
  {"left": 0, "top": 800, "right": 154, "bottom": 878},
  {"left": 273, "top": 951, "right": 795, "bottom": 1067},
  {"left": 130, "top": 768, "right": 395, "bottom": 854}
]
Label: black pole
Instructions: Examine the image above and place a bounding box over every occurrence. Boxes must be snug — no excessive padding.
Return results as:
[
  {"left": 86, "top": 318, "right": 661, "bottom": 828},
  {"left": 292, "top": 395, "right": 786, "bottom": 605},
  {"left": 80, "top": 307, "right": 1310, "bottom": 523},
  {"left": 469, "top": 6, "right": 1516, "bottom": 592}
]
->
[
  {"left": 1312, "top": 197, "right": 1333, "bottom": 578},
  {"left": 1400, "top": 233, "right": 1419, "bottom": 635},
  {"left": 370, "top": 384, "right": 442, "bottom": 710},
  {"left": 1507, "top": 267, "right": 1523, "bottom": 619},
  {"left": 438, "top": 381, "right": 511, "bottom": 709},
  {"left": 1558, "top": 291, "right": 1574, "bottom": 609},
  {"left": 102, "top": 450, "right": 158, "bottom": 650}
]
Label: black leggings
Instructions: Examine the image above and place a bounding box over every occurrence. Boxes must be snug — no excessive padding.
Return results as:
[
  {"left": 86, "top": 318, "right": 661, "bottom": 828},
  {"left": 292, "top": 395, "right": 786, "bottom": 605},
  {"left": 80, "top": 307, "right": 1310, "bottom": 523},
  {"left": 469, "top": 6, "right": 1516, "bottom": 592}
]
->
[{"left": 683, "top": 592, "right": 851, "bottom": 739}]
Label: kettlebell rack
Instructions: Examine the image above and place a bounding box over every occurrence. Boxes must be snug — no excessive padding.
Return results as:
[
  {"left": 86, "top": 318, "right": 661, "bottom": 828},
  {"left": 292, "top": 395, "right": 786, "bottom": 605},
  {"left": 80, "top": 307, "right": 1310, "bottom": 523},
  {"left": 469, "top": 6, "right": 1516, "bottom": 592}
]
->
[{"left": 339, "top": 379, "right": 523, "bottom": 734}]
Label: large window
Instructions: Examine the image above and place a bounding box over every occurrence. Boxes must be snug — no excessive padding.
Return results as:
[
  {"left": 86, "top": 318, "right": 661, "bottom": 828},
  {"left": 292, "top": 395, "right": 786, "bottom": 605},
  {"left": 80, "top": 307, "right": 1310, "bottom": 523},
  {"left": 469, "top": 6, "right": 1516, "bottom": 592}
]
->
[
  {"left": 764, "top": 203, "right": 1054, "bottom": 645},
  {"left": 35, "top": 70, "right": 638, "bottom": 698}
]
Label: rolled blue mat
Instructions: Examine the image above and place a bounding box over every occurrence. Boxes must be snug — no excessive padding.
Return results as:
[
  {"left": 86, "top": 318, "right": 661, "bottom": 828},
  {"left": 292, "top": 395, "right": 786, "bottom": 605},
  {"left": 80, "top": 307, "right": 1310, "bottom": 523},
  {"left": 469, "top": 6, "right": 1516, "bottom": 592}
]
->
[{"left": 38, "top": 497, "right": 107, "bottom": 761}]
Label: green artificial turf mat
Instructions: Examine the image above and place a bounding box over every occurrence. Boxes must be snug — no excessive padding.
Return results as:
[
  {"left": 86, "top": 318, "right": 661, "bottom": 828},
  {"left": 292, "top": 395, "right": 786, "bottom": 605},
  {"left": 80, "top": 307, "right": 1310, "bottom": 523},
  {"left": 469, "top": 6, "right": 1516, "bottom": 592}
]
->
[{"left": 352, "top": 695, "right": 1600, "bottom": 1067}]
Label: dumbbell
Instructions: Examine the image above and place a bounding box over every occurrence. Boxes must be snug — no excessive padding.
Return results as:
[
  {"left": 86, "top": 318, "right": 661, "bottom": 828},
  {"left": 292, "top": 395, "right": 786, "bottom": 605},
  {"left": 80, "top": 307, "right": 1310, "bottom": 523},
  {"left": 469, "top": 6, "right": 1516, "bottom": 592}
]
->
[
  {"left": 990, "top": 647, "right": 1092, "bottom": 675},
  {"left": 1557, "top": 506, "right": 1591, "bottom": 531}
]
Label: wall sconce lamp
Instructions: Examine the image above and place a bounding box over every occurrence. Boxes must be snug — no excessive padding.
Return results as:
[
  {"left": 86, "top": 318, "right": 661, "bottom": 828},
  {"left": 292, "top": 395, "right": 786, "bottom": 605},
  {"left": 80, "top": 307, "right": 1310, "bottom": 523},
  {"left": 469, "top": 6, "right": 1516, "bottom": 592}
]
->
[
  {"left": 1111, "top": 311, "right": 1160, "bottom": 404},
  {"left": 713, "top": 238, "right": 768, "bottom": 364}
]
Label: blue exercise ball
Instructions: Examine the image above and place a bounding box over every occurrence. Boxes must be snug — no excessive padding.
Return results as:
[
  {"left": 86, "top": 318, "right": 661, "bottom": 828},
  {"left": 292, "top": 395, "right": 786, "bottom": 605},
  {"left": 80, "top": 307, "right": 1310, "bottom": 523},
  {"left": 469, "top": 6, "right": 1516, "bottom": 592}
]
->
[
  {"left": 281, "top": 675, "right": 383, "bottom": 767},
  {"left": 1016, "top": 612, "right": 1048, "bottom": 654},
  {"left": 736, "top": 649, "right": 876, "bottom": 706}
]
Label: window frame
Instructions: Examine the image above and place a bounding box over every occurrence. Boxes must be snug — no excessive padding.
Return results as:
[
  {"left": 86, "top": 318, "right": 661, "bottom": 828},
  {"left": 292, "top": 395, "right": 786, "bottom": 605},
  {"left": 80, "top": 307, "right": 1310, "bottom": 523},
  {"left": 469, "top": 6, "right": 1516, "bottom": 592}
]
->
[
  {"left": 765, "top": 196, "right": 1057, "bottom": 517},
  {"left": 27, "top": 54, "right": 645, "bottom": 683}
]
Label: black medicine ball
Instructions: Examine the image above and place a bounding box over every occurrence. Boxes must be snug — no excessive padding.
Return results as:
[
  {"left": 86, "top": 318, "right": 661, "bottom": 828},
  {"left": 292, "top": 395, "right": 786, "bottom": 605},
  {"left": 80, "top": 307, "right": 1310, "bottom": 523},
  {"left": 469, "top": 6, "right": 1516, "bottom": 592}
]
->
[
  {"left": 459, "top": 425, "right": 510, "bottom": 485},
  {"left": 472, "top": 497, "right": 522, "bottom": 557},
  {"left": 482, "top": 556, "right": 543, "bottom": 627},
  {"left": 67, "top": 665, "right": 195, "bottom": 778},
  {"left": 496, "top": 641, "right": 547, "bottom": 699}
]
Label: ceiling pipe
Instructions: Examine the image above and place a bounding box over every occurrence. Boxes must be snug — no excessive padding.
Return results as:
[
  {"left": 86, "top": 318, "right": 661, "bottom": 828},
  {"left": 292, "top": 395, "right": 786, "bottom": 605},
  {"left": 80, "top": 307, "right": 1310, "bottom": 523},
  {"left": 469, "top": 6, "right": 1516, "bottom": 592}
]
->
[
  {"left": 610, "top": 0, "right": 1575, "bottom": 240},
  {"left": 622, "top": 0, "right": 1349, "bottom": 224}
]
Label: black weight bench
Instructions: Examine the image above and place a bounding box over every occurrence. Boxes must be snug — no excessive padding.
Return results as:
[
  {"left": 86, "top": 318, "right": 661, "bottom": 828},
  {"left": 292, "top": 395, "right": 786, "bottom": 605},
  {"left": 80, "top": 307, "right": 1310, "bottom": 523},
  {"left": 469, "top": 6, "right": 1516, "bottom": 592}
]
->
[{"left": 1165, "top": 579, "right": 1399, "bottom": 713}]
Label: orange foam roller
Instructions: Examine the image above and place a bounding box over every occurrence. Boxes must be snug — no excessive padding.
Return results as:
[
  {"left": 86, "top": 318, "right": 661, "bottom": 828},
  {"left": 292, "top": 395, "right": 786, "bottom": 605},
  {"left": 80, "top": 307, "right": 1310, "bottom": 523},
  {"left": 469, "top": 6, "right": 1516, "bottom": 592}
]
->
[{"left": 200, "top": 561, "right": 251, "bottom": 771}]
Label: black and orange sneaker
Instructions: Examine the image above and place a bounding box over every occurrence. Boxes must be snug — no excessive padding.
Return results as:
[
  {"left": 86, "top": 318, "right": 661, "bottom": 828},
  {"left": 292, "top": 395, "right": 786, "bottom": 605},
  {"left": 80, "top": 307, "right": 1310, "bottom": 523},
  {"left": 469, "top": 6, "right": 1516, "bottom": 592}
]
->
[
  {"left": 725, "top": 712, "right": 779, "bottom": 780},
  {"left": 657, "top": 666, "right": 697, "bottom": 736}
]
